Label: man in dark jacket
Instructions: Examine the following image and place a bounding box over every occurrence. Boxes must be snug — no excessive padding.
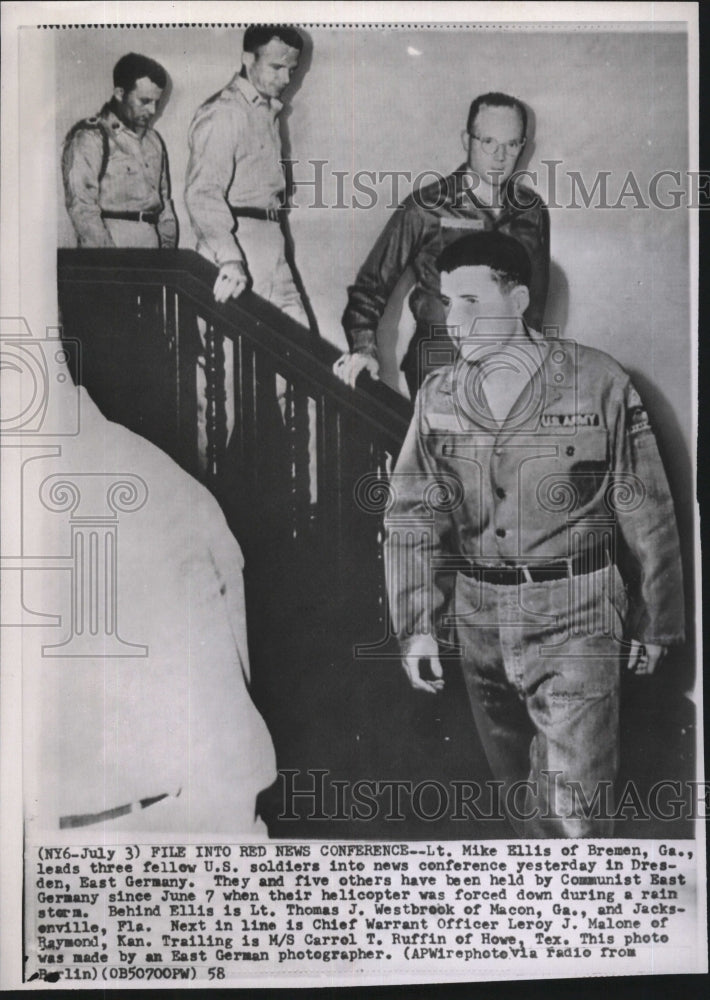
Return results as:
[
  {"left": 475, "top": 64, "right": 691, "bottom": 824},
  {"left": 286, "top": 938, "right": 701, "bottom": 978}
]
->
[{"left": 333, "top": 92, "right": 549, "bottom": 398}]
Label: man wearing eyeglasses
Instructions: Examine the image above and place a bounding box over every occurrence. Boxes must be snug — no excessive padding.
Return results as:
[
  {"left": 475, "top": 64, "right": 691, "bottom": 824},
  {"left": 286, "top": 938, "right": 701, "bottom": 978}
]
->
[{"left": 333, "top": 92, "right": 549, "bottom": 398}]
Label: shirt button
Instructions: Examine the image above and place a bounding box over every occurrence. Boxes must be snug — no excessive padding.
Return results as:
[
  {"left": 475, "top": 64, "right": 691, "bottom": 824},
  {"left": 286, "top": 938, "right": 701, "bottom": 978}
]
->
[
  {"left": 496, "top": 528, "right": 506, "bottom": 538},
  {"left": 496, "top": 487, "right": 506, "bottom": 499},
  {"left": 494, "top": 448, "right": 503, "bottom": 457},
  {"left": 566, "top": 446, "right": 575, "bottom": 456}
]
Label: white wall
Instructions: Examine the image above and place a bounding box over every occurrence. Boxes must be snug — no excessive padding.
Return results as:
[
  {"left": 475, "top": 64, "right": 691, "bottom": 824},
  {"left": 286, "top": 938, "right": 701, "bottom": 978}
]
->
[{"left": 55, "top": 25, "right": 693, "bottom": 561}]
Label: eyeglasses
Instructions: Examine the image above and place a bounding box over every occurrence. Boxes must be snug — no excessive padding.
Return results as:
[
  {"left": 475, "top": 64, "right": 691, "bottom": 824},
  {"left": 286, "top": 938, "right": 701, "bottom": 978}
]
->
[{"left": 470, "top": 134, "right": 525, "bottom": 157}]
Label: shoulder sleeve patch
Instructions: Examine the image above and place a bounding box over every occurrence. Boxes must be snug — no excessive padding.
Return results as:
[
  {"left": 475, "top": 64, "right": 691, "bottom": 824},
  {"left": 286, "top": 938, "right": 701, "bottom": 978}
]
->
[{"left": 626, "top": 386, "right": 651, "bottom": 436}]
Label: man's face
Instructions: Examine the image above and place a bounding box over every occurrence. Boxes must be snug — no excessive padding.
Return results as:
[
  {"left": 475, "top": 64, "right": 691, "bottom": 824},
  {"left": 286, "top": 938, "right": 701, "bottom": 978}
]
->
[
  {"left": 244, "top": 38, "right": 300, "bottom": 100},
  {"left": 115, "top": 76, "right": 163, "bottom": 132},
  {"left": 465, "top": 104, "right": 525, "bottom": 189},
  {"left": 440, "top": 265, "right": 525, "bottom": 356}
]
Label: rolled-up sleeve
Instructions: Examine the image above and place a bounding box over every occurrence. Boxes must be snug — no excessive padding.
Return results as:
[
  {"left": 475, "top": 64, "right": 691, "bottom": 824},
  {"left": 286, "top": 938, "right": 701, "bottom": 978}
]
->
[
  {"left": 62, "top": 128, "right": 113, "bottom": 247},
  {"left": 185, "top": 104, "right": 243, "bottom": 267}
]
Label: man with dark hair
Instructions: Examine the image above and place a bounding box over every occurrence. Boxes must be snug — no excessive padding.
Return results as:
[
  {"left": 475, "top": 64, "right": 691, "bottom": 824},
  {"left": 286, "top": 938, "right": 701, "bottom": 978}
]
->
[
  {"left": 113, "top": 52, "right": 167, "bottom": 92},
  {"left": 185, "top": 25, "right": 307, "bottom": 317},
  {"left": 333, "top": 92, "right": 549, "bottom": 397},
  {"left": 242, "top": 24, "right": 304, "bottom": 56},
  {"left": 384, "top": 232, "right": 684, "bottom": 836},
  {"left": 466, "top": 91, "right": 528, "bottom": 137},
  {"left": 62, "top": 52, "right": 177, "bottom": 248}
]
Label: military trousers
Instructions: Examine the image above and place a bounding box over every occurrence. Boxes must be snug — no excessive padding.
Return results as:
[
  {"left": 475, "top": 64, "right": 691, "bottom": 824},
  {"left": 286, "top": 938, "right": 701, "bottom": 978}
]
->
[
  {"left": 196, "top": 218, "right": 316, "bottom": 498},
  {"left": 453, "top": 564, "right": 628, "bottom": 837},
  {"left": 233, "top": 216, "right": 309, "bottom": 323}
]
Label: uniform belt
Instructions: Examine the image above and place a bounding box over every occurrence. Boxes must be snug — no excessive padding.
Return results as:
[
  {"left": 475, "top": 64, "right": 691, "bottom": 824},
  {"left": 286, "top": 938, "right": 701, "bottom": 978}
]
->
[
  {"left": 458, "top": 547, "right": 610, "bottom": 585},
  {"left": 101, "top": 210, "right": 161, "bottom": 224},
  {"left": 230, "top": 206, "right": 285, "bottom": 222}
]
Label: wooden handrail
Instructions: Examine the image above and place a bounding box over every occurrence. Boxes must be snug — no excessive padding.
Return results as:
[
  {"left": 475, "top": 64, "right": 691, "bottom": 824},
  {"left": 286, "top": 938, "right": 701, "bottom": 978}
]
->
[{"left": 57, "top": 248, "right": 412, "bottom": 448}]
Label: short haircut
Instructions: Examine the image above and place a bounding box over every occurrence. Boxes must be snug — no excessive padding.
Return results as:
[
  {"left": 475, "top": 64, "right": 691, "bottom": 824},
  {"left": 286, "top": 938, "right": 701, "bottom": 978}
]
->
[
  {"left": 242, "top": 25, "right": 304, "bottom": 54},
  {"left": 437, "top": 232, "right": 531, "bottom": 289},
  {"left": 113, "top": 53, "right": 167, "bottom": 92},
  {"left": 466, "top": 91, "right": 527, "bottom": 137}
]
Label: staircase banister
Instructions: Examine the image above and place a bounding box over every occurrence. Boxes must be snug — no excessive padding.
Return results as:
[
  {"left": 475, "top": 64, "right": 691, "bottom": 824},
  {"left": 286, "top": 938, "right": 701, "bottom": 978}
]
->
[{"left": 57, "top": 248, "right": 413, "bottom": 446}]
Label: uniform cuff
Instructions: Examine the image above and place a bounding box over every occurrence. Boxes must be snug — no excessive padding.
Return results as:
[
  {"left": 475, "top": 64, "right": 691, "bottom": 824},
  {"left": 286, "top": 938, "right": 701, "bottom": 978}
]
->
[
  {"left": 200, "top": 238, "right": 245, "bottom": 269},
  {"left": 350, "top": 334, "right": 378, "bottom": 359}
]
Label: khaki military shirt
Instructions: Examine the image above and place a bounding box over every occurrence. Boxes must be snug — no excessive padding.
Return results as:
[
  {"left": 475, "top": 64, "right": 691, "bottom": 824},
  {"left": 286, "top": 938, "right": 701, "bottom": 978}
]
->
[
  {"left": 62, "top": 103, "right": 177, "bottom": 248},
  {"left": 185, "top": 74, "right": 286, "bottom": 267},
  {"left": 384, "top": 333, "right": 685, "bottom": 650}
]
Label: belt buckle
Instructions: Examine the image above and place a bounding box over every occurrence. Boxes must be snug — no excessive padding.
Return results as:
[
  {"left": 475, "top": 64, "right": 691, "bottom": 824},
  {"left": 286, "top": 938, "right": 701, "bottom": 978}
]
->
[{"left": 267, "top": 207, "right": 279, "bottom": 222}]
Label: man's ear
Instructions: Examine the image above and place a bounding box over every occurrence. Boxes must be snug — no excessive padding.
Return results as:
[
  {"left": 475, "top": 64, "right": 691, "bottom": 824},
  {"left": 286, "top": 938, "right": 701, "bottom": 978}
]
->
[
  {"left": 112, "top": 87, "right": 125, "bottom": 103},
  {"left": 242, "top": 52, "right": 255, "bottom": 75},
  {"left": 511, "top": 284, "right": 530, "bottom": 317},
  {"left": 460, "top": 129, "right": 470, "bottom": 153}
]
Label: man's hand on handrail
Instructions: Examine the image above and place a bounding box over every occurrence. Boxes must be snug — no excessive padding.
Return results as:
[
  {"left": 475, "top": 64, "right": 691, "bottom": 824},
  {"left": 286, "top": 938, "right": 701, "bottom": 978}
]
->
[
  {"left": 332, "top": 351, "right": 380, "bottom": 388},
  {"left": 626, "top": 640, "right": 666, "bottom": 676},
  {"left": 213, "top": 260, "right": 248, "bottom": 303}
]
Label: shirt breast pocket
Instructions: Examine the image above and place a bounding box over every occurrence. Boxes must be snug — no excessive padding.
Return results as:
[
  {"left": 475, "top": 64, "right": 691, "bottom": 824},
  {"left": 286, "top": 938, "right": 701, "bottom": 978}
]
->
[
  {"left": 437, "top": 438, "right": 485, "bottom": 526},
  {"left": 535, "top": 427, "right": 610, "bottom": 514},
  {"left": 108, "top": 150, "right": 136, "bottom": 175},
  {"left": 104, "top": 151, "right": 149, "bottom": 204},
  {"left": 559, "top": 427, "right": 609, "bottom": 467}
]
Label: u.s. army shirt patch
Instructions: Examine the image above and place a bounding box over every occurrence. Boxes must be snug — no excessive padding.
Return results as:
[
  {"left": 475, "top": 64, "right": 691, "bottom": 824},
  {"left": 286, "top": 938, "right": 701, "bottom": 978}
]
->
[{"left": 540, "top": 413, "right": 600, "bottom": 428}]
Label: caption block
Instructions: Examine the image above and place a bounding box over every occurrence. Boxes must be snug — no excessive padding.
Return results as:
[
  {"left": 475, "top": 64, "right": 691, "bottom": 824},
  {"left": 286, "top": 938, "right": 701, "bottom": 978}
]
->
[{"left": 25, "top": 840, "right": 697, "bottom": 984}]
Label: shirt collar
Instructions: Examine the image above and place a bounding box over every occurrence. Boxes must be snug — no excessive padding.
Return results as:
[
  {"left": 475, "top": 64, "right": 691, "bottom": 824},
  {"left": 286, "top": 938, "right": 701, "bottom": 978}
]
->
[
  {"left": 231, "top": 73, "right": 283, "bottom": 113},
  {"left": 436, "top": 326, "right": 548, "bottom": 397},
  {"left": 101, "top": 100, "right": 146, "bottom": 138},
  {"left": 453, "top": 164, "right": 518, "bottom": 211}
]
